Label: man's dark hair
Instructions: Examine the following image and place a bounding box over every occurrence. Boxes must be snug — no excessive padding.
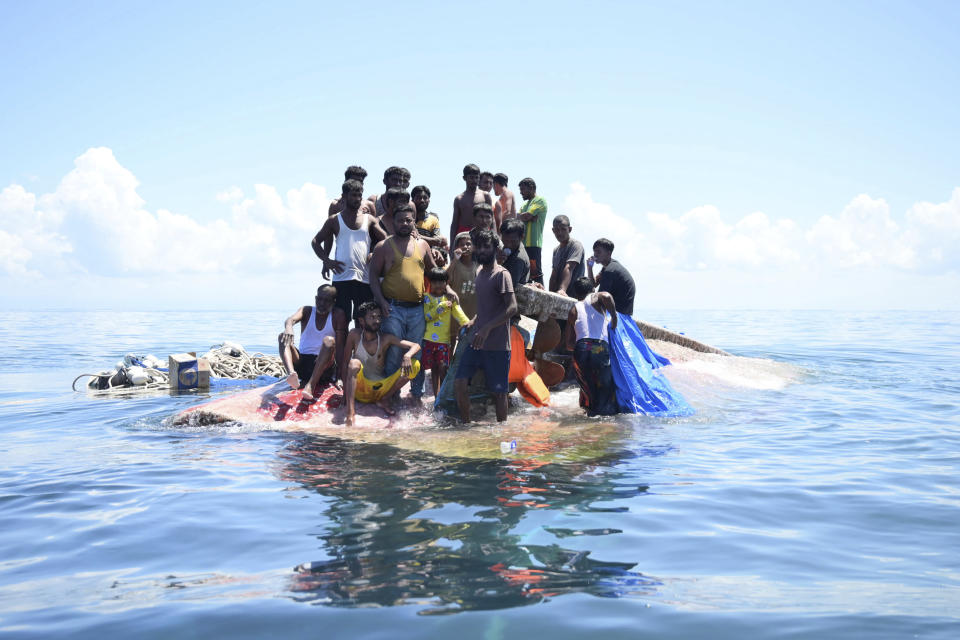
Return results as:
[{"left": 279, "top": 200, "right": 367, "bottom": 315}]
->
[
  {"left": 411, "top": 185, "right": 431, "bottom": 198},
  {"left": 393, "top": 203, "right": 415, "bottom": 219},
  {"left": 358, "top": 300, "right": 380, "bottom": 317},
  {"left": 316, "top": 284, "right": 338, "bottom": 298},
  {"left": 398, "top": 167, "right": 411, "bottom": 180},
  {"left": 479, "top": 171, "right": 494, "bottom": 181},
  {"left": 342, "top": 179, "right": 363, "bottom": 195},
  {"left": 385, "top": 188, "right": 410, "bottom": 205},
  {"left": 500, "top": 218, "right": 525, "bottom": 237},
  {"left": 518, "top": 177, "right": 536, "bottom": 190},
  {"left": 344, "top": 165, "right": 367, "bottom": 181},
  {"left": 553, "top": 214, "right": 571, "bottom": 227},
  {"left": 593, "top": 238, "right": 615, "bottom": 253},
  {"left": 427, "top": 267, "right": 449, "bottom": 282},
  {"left": 463, "top": 164, "right": 480, "bottom": 176},
  {"left": 473, "top": 229, "right": 500, "bottom": 249},
  {"left": 383, "top": 166, "right": 405, "bottom": 182},
  {"left": 473, "top": 202, "right": 494, "bottom": 214},
  {"left": 571, "top": 277, "right": 595, "bottom": 300},
  {"left": 493, "top": 173, "right": 508, "bottom": 187}
]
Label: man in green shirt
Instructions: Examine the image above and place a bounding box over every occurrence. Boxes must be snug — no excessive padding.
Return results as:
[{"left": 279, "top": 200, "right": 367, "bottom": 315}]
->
[{"left": 518, "top": 177, "right": 547, "bottom": 285}]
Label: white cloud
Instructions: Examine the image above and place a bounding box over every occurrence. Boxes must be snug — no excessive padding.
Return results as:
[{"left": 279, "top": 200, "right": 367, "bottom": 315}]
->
[
  {"left": 903, "top": 187, "right": 960, "bottom": 272},
  {"left": 215, "top": 186, "right": 244, "bottom": 203},
  {"left": 1, "top": 149, "right": 957, "bottom": 311},
  {"left": 0, "top": 147, "right": 331, "bottom": 277},
  {"left": 561, "top": 182, "right": 958, "bottom": 275}
]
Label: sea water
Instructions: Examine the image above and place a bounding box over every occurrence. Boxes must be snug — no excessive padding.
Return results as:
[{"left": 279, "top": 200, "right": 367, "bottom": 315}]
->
[{"left": 0, "top": 310, "right": 958, "bottom": 639}]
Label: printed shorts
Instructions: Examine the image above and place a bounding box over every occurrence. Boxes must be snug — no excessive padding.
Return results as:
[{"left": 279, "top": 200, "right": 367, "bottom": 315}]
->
[{"left": 421, "top": 340, "right": 451, "bottom": 369}]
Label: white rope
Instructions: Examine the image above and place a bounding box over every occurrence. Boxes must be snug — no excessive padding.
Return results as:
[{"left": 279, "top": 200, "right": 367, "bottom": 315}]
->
[
  {"left": 74, "top": 342, "right": 285, "bottom": 392},
  {"left": 199, "top": 344, "right": 285, "bottom": 379}
]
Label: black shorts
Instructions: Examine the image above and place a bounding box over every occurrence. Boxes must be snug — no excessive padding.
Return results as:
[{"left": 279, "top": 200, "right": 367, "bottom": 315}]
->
[
  {"left": 333, "top": 280, "right": 373, "bottom": 324},
  {"left": 294, "top": 353, "right": 336, "bottom": 387},
  {"left": 456, "top": 347, "right": 511, "bottom": 394}
]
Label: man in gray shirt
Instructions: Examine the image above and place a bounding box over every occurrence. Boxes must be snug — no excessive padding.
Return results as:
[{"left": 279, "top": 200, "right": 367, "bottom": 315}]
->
[{"left": 549, "top": 215, "right": 585, "bottom": 297}]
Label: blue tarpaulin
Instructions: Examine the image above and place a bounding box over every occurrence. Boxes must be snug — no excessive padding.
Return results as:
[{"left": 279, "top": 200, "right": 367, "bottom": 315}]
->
[{"left": 609, "top": 314, "right": 694, "bottom": 416}]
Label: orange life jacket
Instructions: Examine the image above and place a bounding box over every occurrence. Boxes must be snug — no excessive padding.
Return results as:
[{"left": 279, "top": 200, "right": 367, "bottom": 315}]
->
[{"left": 508, "top": 325, "right": 550, "bottom": 407}]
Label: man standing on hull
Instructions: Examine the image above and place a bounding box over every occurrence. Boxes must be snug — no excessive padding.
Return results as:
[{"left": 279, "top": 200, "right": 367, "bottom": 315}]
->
[
  {"left": 450, "top": 164, "right": 494, "bottom": 241},
  {"left": 365, "top": 166, "right": 410, "bottom": 216},
  {"left": 368, "top": 204, "right": 449, "bottom": 403},
  {"left": 587, "top": 237, "right": 636, "bottom": 317},
  {"left": 493, "top": 172, "right": 516, "bottom": 229},
  {"left": 327, "top": 166, "right": 368, "bottom": 216},
  {"left": 279, "top": 284, "right": 348, "bottom": 400},
  {"left": 517, "top": 177, "right": 546, "bottom": 286},
  {"left": 311, "top": 179, "right": 387, "bottom": 325},
  {"left": 548, "top": 215, "right": 585, "bottom": 298},
  {"left": 565, "top": 277, "right": 619, "bottom": 417},
  {"left": 456, "top": 230, "right": 517, "bottom": 423}
]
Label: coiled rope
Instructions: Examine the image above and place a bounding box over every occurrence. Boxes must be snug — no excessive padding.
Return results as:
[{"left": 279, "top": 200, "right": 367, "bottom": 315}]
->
[
  {"left": 73, "top": 342, "right": 285, "bottom": 392},
  {"left": 199, "top": 344, "right": 285, "bottom": 379}
]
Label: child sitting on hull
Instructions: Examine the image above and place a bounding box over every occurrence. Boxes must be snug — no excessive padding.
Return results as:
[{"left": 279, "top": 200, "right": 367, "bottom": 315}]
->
[
  {"left": 565, "top": 277, "right": 619, "bottom": 417},
  {"left": 279, "top": 284, "right": 348, "bottom": 400},
  {"left": 341, "top": 301, "right": 421, "bottom": 426}
]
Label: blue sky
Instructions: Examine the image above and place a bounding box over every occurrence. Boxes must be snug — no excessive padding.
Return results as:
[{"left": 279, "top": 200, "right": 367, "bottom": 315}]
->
[{"left": 2, "top": 1, "right": 958, "bottom": 310}]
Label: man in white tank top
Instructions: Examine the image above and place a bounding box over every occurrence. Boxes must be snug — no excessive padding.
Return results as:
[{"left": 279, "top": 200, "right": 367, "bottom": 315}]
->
[
  {"left": 565, "top": 277, "right": 620, "bottom": 416},
  {"left": 279, "top": 284, "right": 349, "bottom": 400},
  {"left": 311, "top": 179, "right": 387, "bottom": 327}
]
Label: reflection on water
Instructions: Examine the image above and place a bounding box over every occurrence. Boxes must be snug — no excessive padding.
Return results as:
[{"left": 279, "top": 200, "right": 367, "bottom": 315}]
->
[{"left": 275, "top": 435, "right": 669, "bottom": 614}]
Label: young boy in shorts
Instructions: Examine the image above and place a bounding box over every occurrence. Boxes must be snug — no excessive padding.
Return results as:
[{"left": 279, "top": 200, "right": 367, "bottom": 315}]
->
[{"left": 422, "top": 267, "right": 470, "bottom": 396}]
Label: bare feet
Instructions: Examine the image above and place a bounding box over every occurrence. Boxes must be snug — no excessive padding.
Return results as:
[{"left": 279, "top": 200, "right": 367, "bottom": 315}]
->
[
  {"left": 345, "top": 414, "right": 354, "bottom": 427},
  {"left": 301, "top": 383, "right": 315, "bottom": 402},
  {"left": 376, "top": 398, "right": 397, "bottom": 417},
  {"left": 286, "top": 373, "right": 299, "bottom": 389}
]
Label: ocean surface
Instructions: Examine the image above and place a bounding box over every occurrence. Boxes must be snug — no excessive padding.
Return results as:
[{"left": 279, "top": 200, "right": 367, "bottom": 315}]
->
[{"left": 1, "top": 310, "right": 958, "bottom": 639}]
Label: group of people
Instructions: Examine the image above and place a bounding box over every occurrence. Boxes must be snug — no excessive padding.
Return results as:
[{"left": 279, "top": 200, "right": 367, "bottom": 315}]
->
[{"left": 278, "top": 163, "right": 638, "bottom": 424}]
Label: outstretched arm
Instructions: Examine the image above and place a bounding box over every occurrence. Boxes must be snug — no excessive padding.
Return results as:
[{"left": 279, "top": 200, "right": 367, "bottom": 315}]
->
[
  {"left": 450, "top": 196, "right": 461, "bottom": 243},
  {"left": 565, "top": 305, "right": 578, "bottom": 351},
  {"left": 282, "top": 306, "right": 307, "bottom": 345},
  {"left": 311, "top": 217, "right": 343, "bottom": 280},
  {"left": 383, "top": 334, "right": 421, "bottom": 376},
  {"left": 598, "top": 292, "right": 618, "bottom": 332},
  {"left": 367, "top": 244, "right": 391, "bottom": 318}
]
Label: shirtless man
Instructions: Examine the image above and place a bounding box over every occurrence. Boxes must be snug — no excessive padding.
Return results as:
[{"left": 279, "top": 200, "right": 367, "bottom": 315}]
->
[
  {"left": 311, "top": 179, "right": 387, "bottom": 325},
  {"left": 378, "top": 188, "right": 411, "bottom": 236},
  {"left": 368, "top": 204, "right": 451, "bottom": 401},
  {"left": 492, "top": 173, "right": 516, "bottom": 228},
  {"left": 327, "top": 165, "right": 368, "bottom": 216},
  {"left": 365, "top": 166, "right": 411, "bottom": 219},
  {"left": 479, "top": 170, "right": 495, "bottom": 206},
  {"left": 469, "top": 202, "right": 497, "bottom": 248},
  {"left": 341, "top": 301, "right": 421, "bottom": 426},
  {"left": 450, "top": 164, "right": 494, "bottom": 242},
  {"left": 278, "top": 284, "right": 348, "bottom": 400}
]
